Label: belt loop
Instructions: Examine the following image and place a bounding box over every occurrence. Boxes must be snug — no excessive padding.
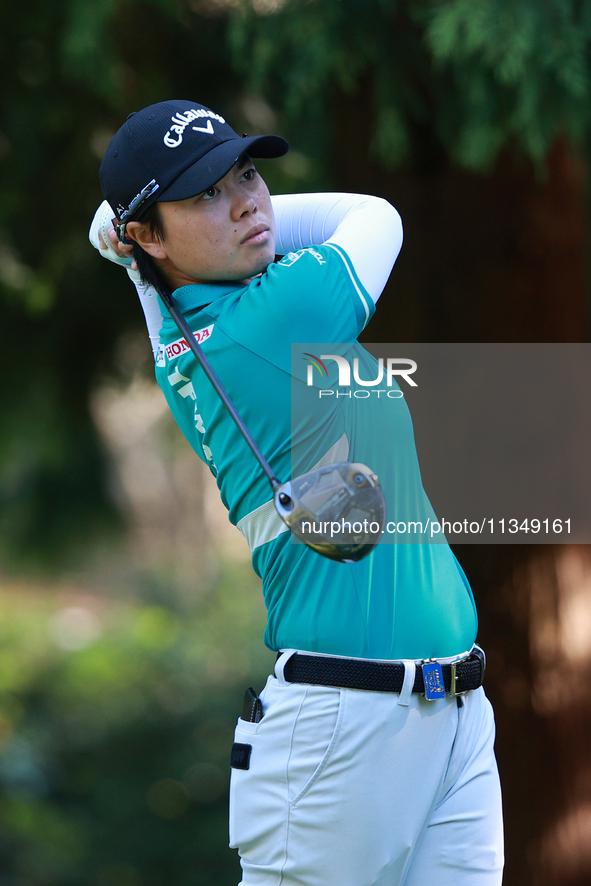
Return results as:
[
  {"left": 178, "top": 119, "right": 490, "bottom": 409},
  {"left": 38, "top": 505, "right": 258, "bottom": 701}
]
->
[
  {"left": 274, "top": 649, "right": 297, "bottom": 686},
  {"left": 397, "top": 660, "right": 416, "bottom": 706}
]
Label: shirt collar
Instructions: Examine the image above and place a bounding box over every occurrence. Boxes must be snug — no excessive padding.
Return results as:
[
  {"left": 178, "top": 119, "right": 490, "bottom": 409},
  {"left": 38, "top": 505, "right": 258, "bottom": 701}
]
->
[{"left": 167, "top": 281, "right": 245, "bottom": 313}]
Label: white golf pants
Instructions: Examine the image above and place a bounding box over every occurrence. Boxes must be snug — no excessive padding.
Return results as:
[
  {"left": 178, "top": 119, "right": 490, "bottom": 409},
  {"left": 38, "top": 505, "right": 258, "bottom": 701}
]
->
[{"left": 230, "top": 651, "right": 504, "bottom": 886}]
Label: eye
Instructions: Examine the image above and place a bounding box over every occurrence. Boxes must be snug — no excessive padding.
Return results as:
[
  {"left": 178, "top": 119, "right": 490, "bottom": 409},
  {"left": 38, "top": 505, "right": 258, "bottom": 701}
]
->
[
  {"left": 200, "top": 186, "right": 219, "bottom": 201},
  {"left": 241, "top": 166, "right": 257, "bottom": 182}
]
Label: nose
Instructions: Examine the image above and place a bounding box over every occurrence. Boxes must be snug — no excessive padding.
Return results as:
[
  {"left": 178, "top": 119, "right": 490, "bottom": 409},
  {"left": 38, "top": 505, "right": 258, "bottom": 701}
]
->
[{"left": 230, "top": 191, "right": 257, "bottom": 221}]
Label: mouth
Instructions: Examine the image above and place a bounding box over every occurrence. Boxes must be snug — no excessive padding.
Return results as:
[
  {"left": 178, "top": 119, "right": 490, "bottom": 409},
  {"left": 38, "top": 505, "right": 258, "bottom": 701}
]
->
[{"left": 241, "top": 224, "right": 271, "bottom": 246}]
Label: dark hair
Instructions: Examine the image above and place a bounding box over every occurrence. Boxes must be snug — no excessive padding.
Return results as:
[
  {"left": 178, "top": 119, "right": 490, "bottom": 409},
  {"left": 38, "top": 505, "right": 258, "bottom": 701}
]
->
[{"left": 131, "top": 203, "right": 172, "bottom": 298}]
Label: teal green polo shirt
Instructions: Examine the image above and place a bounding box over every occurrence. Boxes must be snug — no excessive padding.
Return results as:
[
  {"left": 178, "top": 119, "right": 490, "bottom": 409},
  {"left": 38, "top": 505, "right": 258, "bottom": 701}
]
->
[{"left": 154, "top": 244, "right": 477, "bottom": 660}]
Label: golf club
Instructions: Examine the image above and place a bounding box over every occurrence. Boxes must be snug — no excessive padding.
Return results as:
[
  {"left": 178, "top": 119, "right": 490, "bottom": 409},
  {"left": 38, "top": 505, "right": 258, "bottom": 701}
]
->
[{"left": 161, "top": 292, "right": 386, "bottom": 563}]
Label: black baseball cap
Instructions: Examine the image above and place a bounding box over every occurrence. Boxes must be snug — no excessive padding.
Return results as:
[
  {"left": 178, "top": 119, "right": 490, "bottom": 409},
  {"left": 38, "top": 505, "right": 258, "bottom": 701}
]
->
[{"left": 99, "top": 99, "right": 289, "bottom": 224}]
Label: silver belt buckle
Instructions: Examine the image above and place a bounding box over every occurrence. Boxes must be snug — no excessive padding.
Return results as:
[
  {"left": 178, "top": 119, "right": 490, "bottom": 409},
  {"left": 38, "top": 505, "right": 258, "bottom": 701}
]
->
[{"left": 450, "top": 654, "right": 470, "bottom": 697}]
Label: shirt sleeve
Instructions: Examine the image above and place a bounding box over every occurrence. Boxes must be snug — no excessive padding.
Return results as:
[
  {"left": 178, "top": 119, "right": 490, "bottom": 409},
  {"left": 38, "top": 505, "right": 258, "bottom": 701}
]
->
[
  {"left": 225, "top": 241, "right": 374, "bottom": 375},
  {"left": 271, "top": 192, "right": 403, "bottom": 304},
  {"left": 230, "top": 195, "right": 402, "bottom": 357}
]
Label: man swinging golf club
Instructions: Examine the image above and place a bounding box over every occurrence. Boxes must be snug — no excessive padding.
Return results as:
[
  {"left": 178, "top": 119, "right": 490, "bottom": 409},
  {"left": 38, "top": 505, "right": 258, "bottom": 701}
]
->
[{"left": 91, "top": 99, "right": 503, "bottom": 886}]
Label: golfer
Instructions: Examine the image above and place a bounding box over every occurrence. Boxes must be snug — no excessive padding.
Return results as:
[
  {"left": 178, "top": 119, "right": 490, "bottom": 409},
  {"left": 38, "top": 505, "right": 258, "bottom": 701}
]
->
[{"left": 91, "top": 99, "right": 504, "bottom": 886}]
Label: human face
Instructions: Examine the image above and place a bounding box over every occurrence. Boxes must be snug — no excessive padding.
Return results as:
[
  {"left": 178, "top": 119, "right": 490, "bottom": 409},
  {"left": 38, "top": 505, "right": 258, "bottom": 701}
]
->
[{"left": 144, "top": 157, "right": 276, "bottom": 290}]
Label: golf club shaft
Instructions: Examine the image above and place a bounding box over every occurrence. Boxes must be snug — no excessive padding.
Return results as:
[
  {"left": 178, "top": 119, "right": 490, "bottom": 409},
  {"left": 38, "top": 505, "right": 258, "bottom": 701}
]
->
[{"left": 162, "top": 293, "right": 281, "bottom": 490}]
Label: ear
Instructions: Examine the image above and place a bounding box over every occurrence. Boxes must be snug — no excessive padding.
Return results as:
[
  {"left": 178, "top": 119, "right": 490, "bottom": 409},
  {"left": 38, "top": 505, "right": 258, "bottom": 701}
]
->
[{"left": 126, "top": 220, "right": 168, "bottom": 259}]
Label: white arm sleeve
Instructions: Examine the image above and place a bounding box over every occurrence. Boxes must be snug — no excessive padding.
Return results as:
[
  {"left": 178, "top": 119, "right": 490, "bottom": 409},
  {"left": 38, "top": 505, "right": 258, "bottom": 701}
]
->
[
  {"left": 126, "top": 272, "right": 163, "bottom": 359},
  {"left": 271, "top": 192, "right": 403, "bottom": 304},
  {"left": 89, "top": 200, "right": 162, "bottom": 358}
]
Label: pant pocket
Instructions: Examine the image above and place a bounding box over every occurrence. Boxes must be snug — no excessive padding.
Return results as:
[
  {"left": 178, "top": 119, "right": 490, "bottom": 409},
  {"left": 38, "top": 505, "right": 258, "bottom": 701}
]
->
[
  {"left": 229, "top": 684, "right": 342, "bottom": 867},
  {"left": 287, "top": 685, "right": 343, "bottom": 806},
  {"left": 229, "top": 713, "right": 290, "bottom": 868}
]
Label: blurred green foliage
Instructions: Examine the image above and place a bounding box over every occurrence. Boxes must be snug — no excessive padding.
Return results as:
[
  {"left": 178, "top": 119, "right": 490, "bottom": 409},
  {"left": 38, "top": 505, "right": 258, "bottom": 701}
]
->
[
  {"left": 231, "top": 0, "right": 591, "bottom": 170},
  {"left": 0, "top": 566, "right": 273, "bottom": 885}
]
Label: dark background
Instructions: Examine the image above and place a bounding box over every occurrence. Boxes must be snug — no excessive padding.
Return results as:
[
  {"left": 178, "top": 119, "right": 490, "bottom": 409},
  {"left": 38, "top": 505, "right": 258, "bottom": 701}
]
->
[{"left": 1, "top": 1, "right": 590, "bottom": 884}]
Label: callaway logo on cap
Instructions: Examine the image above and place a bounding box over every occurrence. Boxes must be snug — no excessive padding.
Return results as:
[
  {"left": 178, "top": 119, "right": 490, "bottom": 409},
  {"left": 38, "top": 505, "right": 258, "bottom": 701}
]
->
[
  {"left": 163, "top": 108, "right": 226, "bottom": 148},
  {"left": 99, "top": 99, "right": 289, "bottom": 225}
]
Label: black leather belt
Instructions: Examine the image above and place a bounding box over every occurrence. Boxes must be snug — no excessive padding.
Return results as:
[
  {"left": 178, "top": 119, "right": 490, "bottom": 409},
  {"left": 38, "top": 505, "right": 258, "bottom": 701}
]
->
[{"left": 278, "top": 646, "right": 486, "bottom": 697}]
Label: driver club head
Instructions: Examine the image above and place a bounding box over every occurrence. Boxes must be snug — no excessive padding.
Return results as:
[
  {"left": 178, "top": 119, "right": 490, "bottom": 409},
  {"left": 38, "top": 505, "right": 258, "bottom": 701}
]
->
[{"left": 274, "top": 462, "right": 386, "bottom": 563}]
